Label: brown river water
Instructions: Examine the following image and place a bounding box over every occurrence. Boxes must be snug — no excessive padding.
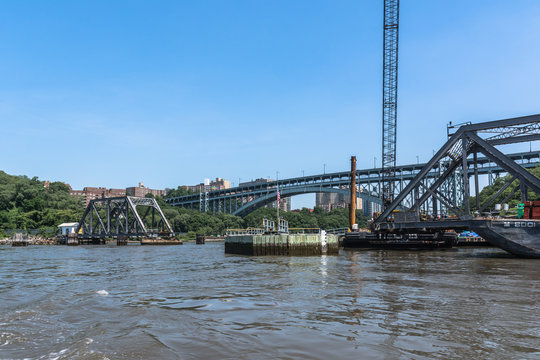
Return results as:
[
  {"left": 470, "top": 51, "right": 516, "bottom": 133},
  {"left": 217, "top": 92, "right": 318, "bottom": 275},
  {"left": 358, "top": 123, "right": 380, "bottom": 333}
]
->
[{"left": 0, "top": 243, "right": 538, "bottom": 359}]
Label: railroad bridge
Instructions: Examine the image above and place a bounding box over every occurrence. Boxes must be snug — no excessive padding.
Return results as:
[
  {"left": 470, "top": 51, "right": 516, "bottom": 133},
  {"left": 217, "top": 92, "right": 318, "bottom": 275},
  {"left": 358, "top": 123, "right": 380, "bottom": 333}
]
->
[
  {"left": 166, "top": 150, "right": 540, "bottom": 217},
  {"left": 77, "top": 196, "right": 174, "bottom": 240}
]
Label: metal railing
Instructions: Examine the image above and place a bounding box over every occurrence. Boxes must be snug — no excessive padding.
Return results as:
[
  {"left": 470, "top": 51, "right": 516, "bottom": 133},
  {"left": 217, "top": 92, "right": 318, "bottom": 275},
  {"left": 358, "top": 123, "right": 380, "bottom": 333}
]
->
[
  {"left": 288, "top": 228, "right": 321, "bottom": 234},
  {"left": 225, "top": 228, "right": 265, "bottom": 236},
  {"left": 325, "top": 227, "right": 349, "bottom": 236},
  {"left": 278, "top": 218, "right": 289, "bottom": 233},
  {"left": 263, "top": 218, "right": 275, "bottom": 232},
  {"left": 225, "top": 227, "right": 322, "bottom": 235}
]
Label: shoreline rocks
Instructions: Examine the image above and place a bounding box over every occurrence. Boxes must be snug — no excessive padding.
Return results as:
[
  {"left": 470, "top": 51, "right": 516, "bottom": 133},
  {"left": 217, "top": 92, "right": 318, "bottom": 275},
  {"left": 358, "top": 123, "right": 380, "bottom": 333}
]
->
[{"left": 0, "top": 236, "right": 57, "bottom": 245}]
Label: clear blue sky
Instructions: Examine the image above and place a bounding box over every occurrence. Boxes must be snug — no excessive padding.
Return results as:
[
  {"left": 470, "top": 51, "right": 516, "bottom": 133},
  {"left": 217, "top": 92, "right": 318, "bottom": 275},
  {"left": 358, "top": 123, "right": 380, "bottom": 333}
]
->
[{"left": 1, "top": 0, "right": 539, "bottom": 208}]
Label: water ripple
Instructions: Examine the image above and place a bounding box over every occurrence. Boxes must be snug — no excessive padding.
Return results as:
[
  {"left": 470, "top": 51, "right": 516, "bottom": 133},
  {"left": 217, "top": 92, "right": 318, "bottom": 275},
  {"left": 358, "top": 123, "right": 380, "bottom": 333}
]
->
[{"left": 0, "top": 244, "right": 538, "bottom": 359}]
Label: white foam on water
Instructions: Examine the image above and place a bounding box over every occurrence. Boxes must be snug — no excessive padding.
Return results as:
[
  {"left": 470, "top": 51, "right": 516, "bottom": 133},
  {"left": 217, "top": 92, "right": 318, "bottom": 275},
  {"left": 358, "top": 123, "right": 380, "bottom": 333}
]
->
[
  {"left": 46, "top": 347, "right": 68, "bottom": 360},
  {"left": 96, "top": 290, "right": 109, "bottom": 296},
  {"left": 1, "top": 331, "right": 21, "bottom": 346}
]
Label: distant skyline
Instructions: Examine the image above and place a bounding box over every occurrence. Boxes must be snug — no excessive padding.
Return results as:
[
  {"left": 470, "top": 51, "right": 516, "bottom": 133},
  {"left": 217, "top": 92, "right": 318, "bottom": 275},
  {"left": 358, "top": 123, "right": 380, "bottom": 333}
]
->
[{"left": 2, "top": 1, "right": 539, "bottom": 208}]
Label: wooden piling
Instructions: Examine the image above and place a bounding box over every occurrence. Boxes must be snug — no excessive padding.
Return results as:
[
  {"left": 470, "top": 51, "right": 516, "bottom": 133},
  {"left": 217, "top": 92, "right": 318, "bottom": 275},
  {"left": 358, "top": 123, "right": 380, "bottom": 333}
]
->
[{"left": 196, "top": 234, "right": 205, "bottom": 244}]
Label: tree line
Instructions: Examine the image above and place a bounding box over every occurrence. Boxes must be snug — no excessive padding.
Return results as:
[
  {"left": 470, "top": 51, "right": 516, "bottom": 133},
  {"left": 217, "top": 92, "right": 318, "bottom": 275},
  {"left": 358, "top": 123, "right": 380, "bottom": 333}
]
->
[{"left": 0, "top": 171, "right": 84, "bottom": 236}]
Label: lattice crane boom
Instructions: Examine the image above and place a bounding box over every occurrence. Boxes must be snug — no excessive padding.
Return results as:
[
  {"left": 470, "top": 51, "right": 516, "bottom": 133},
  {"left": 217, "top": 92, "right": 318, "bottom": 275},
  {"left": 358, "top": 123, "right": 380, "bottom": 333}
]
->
[{"left": 381, "top": 0, "right": 400, "bottom": 207}]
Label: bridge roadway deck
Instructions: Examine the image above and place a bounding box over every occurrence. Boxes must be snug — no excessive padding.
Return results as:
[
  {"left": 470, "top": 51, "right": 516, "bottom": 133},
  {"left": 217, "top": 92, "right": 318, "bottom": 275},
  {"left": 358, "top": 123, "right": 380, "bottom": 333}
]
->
[{"left": 166, "top": 151, "right": 540, "bottom": 215}]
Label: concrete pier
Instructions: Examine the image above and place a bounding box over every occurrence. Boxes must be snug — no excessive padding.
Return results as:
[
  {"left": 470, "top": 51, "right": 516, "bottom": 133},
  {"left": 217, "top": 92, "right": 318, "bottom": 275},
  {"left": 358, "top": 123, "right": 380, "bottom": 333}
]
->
[{"left": 225, "top": 232, "right": 338, "bottom": 256}]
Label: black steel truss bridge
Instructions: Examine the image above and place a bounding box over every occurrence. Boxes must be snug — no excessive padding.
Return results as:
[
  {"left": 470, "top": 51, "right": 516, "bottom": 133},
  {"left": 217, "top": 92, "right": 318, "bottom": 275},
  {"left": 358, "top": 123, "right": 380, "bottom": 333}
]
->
[
  {"left": 374, "top": 114, "right": 540, "bottom": 232},
  {"left": 77, "top": 196, "right": 174, "bottom": 239}
]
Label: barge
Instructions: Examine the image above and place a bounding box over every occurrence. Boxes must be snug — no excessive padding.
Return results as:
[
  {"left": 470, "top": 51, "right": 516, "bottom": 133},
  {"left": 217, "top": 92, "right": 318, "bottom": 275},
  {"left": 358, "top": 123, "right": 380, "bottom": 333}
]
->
[
  {"left": 471, "top": 219, "right": 540, "bottom": 258},
  {"left": 351, "top": 218, "right": 540, "bottom": 258},
  {"left": 343, "top": 231, "right": 456, "bottom": 249}
]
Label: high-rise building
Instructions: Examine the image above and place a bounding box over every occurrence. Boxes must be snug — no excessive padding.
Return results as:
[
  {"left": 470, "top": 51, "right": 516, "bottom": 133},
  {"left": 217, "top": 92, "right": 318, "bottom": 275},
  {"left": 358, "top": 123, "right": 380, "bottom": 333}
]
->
[
  {"left": 266, "top": 197, "right": 291, "bottom": 212},
  {"left": 316, "top": 192, "right": 363, "bottom": 212}
]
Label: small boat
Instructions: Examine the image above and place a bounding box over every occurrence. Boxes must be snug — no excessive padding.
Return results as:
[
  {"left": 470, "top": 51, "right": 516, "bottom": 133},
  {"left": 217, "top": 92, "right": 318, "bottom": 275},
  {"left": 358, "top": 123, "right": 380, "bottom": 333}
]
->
[{"left": 455, "top": 231, "right": 489, "bottom": 247}]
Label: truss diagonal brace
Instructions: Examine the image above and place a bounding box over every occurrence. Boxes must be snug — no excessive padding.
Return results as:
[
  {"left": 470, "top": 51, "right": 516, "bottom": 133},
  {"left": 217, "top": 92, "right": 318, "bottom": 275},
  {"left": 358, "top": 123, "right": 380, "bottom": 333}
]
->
[
  {"left": 126, "top": 197, "right": 148, "bottom": 233},
  {"left": 467, "top": 132, "right": 540, "bottom": 193},
  {"left": 479, "top": 176, "right": 516, "bottom": 213},
  {"left": 152, "top": 199, "right": 173, "bottom": 233},
  {"left": 418, "top": 182, "right": 463, "bottom": 217},
  {"left": 412, "top": 159, "right": 461, "bottom": 211},
  {"left": 501, "top": 185, "right": 520, "bottom": 205},
  {"left": 92, "top": 203, "right": 107, "bottom": 234},
  {"left": 375, "top": 129, "right": 465, "bottom": 224}
]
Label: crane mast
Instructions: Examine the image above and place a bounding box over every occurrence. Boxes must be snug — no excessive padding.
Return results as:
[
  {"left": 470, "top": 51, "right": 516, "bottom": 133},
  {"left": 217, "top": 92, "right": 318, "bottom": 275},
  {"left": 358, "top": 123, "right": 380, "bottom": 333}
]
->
[{"left": 381, "top": 0, "right": 400, "bottom": 207}]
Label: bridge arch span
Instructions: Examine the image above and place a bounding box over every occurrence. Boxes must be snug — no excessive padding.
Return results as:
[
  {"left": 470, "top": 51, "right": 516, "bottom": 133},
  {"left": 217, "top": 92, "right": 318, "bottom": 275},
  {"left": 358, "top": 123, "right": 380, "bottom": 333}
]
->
[{"left": 233, "top": 186, "right": 382, "bottom": 217}]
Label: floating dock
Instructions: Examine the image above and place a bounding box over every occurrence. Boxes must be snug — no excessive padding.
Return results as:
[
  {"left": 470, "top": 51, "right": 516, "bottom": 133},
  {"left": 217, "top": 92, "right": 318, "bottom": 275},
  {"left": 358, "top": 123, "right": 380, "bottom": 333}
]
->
[{"left": 225, "top": 232, "right": 338, "bottom": 256}]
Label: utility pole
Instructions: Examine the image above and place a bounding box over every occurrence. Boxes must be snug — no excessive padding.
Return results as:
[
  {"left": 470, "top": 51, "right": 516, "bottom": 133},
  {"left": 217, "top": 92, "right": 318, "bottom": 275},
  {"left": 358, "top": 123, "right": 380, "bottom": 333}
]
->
[
  {"left": 381, "top": 0, "right": 400, "bottom": 208},
  {"left": 349, "top": 156, "right": 357, "bottom": 231}
]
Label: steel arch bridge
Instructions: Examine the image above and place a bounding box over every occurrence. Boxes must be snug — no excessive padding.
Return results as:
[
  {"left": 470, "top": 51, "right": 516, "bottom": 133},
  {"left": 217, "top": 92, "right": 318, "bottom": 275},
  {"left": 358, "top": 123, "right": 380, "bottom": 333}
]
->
[
  {"left": 165, "top": 150, "right": 540, "bottom": 217},
  {"left": 232, "top": 187, "right": 381, "bottom": 217}
]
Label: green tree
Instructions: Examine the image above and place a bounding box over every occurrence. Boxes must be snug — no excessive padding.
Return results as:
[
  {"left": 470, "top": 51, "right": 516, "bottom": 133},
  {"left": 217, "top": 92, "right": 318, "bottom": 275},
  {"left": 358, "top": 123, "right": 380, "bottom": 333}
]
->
[
  {"left": 471, "top": 164, "right": 540, "bottom": 211},
  {"left": 165, "top": 186, "right": 196, "bottom": 198},
  {"left": 0, "top": 171, "right": 85, "bottom": 230}
]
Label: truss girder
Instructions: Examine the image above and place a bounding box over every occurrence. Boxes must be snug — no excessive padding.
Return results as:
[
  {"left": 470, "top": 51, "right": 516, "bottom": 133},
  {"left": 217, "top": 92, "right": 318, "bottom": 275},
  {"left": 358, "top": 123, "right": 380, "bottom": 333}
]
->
[
  {"left": 373, "top": 115, "right": 540, "bottom": 228},
  {"left": 468, "top": 133, "right": 540, "bottom": 193},
  {"left": 77, "top": 196, "right": 173, "bottom": 238}
]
